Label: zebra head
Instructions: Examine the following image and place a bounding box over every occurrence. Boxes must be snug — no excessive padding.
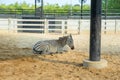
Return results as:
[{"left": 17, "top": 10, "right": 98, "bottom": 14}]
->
[
  {"left": 59, "top": 34, "right": 74, "bottom": 50},
  {"left": 66, "top": 34, "right": 74, "bottom": 50},
  {"left": 58, "top": 34, "right": 74, "bottom": 50}
]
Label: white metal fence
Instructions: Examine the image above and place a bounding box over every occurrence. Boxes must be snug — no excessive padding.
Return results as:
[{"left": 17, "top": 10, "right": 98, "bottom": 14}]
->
[{"left": 0, "top": 18, "right": 120, "bottom": 34}]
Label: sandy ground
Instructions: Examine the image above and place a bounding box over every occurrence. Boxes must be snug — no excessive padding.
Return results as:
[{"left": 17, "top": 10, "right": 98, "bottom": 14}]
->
[{"left": 0, "top": 31, "right": 120, "bottom": 80}]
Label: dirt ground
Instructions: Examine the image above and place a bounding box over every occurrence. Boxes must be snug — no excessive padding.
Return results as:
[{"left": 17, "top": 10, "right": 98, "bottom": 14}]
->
[{"left": 0, "top": 31, "right": 120, "bottom": 80}]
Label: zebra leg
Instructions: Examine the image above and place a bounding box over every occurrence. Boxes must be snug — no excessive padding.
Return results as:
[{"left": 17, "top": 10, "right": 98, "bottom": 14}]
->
[
  {"left": 57, "top": 50, "right": 64, "bottom": 54},
  {"left": 40, "top": 46, "right": 54, "bottom": 54},
  {"left": 58, "top": 47, "right": 65, "bottom": 53},
  {"left": 63, "top": 49, "right": 68, "bottom": 52}
]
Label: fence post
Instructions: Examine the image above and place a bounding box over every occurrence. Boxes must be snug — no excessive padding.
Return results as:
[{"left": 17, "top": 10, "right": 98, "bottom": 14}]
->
[
  {"left": 78, "top": 20, "right": 81, "bottom": 34},
  {"left": 62, "top": 20, "right": 65, "bottom": 34},
  {"left": 14, "top": 19, "right": 18, "bottom": 33},
  {"left": 8, "top": 18, "right": 11, "bottom": 32},
  {"left": 64, "top": 20, "right": 67, "bottom": 34},
  {"left": 115, "top": 19, "right": 117, "bottom": 34},
  {"left": 44, "top": 19, "right": 48, "bottom": 34},
  {"left": 104, "top": 20, "right": 107, "bottom": 34}
]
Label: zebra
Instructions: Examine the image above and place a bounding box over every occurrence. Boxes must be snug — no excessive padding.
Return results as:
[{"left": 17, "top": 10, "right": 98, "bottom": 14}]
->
[{"left": 32, "top": 34, "right": 74, "bottom": 54}]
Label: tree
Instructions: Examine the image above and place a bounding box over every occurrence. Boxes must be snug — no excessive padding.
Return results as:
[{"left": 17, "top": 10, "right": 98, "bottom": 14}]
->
[
  {"left": 102, "top": 0, "right": 120, "bottom": 12},
  {"left": 21, "top": 1, "right": 30, "bottom": 9},
  {"left": 0, "top": 4, "right": 7, "bottom": 10},
  {"left": 0, "top": 2, "right": 90, "bottom": 15},
  {"left": 108, "top": 0, "right": 120, "bottom": 9}
]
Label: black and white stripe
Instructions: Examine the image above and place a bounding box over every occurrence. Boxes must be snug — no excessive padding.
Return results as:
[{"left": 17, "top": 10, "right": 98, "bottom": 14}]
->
[{"left": 32, "top": 35, "right": 74, "bottom": 54}]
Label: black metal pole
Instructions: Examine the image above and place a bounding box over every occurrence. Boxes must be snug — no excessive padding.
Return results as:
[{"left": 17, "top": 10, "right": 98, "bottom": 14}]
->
[
  {"left": 35, "top": 0, "right": 37, "bottom": 16},
  {"left": 41, "top": 0, "right": 44, "bottom": 18},
  {"left": 81, "top": 0, "right": 83, "bottom": 19},
  {"left": 90, "top": 0, "right": 102, "bottom": 61}
]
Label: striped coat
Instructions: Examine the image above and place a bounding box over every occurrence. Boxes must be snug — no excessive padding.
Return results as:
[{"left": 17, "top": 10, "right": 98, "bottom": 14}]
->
[{"left": 33, "top": 35, "right": 74, "bottom": 54}]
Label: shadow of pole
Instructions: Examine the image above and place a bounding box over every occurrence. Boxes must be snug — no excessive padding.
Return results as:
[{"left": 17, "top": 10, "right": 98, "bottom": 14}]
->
[{"left": 35, "top": 56, "right": 83, "bottom": 67}]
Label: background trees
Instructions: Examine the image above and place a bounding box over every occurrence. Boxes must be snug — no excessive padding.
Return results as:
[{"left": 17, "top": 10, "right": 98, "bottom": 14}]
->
[
  {"left": 102, "top": 0, "right": 120, "bottom": 13},
  {"left": 0, "top": 0, "right": 120, "bottom": 15},
  {"left": 0, "top": 1, "right": 90, "bottom": 14}
]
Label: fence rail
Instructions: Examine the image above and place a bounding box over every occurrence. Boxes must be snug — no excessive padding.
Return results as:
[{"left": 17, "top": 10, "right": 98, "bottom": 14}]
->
[{"left": 0, "top": 18, "right": 120, "bottom": 34}]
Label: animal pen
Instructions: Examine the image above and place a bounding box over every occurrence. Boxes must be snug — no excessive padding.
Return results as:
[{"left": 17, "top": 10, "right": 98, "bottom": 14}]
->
[{"left": 0, "top": 0, "right": 120, "bottom": 79}]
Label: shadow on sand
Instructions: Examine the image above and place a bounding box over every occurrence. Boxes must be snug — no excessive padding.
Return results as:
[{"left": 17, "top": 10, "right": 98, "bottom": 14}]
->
[
  {"left": 35, "top": 55, "right": 83, "bottom": 67},
  {"left": 0, "top": 53, "right": 83, "bottom": 67}
]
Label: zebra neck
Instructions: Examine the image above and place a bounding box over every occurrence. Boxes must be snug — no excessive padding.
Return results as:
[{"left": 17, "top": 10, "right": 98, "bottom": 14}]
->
[{"left": 57, "top": 40, "right": 66, "bottom": 47}]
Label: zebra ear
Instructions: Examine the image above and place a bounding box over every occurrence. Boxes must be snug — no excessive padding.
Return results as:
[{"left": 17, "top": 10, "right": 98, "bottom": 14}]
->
[{"left": 69, "top": 34, "right": 72, "bottom": 38}]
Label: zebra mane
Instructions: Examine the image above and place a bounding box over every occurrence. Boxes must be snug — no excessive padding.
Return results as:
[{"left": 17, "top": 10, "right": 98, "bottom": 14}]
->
[{"left": 58, "top": 36, "right": 68, "bottom": 46}]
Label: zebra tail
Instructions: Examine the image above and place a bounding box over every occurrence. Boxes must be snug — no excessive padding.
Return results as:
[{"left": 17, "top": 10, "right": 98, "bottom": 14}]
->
[{"left": 33, "top": 47, "right": 43, "bottom": 54}]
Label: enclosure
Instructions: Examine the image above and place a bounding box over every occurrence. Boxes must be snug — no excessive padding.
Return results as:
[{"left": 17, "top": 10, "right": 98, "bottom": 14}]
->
[
  {"left": 0, "top": 31, "right": 120, "bottom": 80},
  {"left": 0, "top": 14, "right": 120, "bottom": 80},
  {"left": 0, "top": 0, "right": 120, "bottom": 80},
  {"left": 0, "top": 10, "right": 120, "bottom": 80}
]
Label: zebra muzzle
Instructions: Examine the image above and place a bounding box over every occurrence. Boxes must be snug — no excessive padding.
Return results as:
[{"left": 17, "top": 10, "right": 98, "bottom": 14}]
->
[{"left": 71, "top": 46, "right": 74, "bottom": 50}]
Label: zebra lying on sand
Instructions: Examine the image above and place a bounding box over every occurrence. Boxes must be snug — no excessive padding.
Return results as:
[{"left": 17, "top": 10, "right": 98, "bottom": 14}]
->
[{"left": 33, "top": 34, "right": 74, "bottom": 54}]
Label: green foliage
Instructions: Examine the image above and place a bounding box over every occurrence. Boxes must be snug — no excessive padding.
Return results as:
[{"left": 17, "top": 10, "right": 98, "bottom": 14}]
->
[
  {"left": 0, "top": 4, "right": 7, "bottom": 9},
  {"left": 0, "top": 2, "right": 90, "bottom": 15},
  {"left": 72, "top": 5, "right": 80, "bottom": 12},
  {"left": 0, "top": 0, "right": 120, "bottom": 15},
  {"left": 108, "top": 0, "right": 120, "bottom": 9},
  {"left": 44, "top": 3, "right": 90, "bottom": 15},
  {"left": 102, "top": 0, "right": 120, "bottom": 13},
  {"left": 83, "top": 5, "right": 90, "bottom": 10},
  {"left": 44, "top": 3, "right": 60, "bottom": 13}
]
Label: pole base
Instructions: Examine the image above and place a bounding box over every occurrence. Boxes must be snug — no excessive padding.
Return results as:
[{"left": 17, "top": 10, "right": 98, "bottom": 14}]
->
[{"left": 83, "top": 59, "right": 108, "bottom": 69}]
